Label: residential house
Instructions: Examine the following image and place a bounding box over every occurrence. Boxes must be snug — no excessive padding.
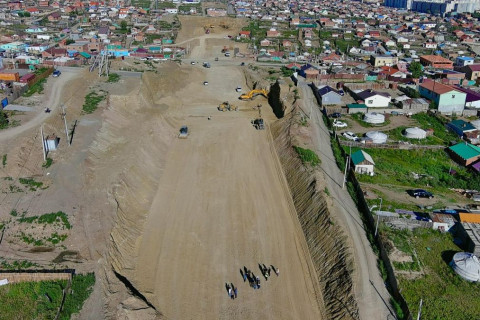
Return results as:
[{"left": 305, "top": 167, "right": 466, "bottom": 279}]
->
[
  {"left": 423, "top": 42, "right": 437, "bottom": 49},
  {"left": 447, "top": 120, "right": 479, "bottom": 141},
  {"left": 42, "top": 47, "right": 68, "bottom": 58},
  {"left": 239, "top": 31, "right": 251, "bottom": 39},
  {"left": 48, "top": 12, "right": 61, "bottom": 22},
  {"left": 457, "top": 64, "right": 480, "bottom": 81},
  {"left": 316, "top": 85, "right": 343, "bottom": 105},
  {"left": 420, "top": 55, "right": 453, "bottom": 69},
  {"left": 0, "top": 42, "right": 27, "bottom": 52},
  {"left": 39, "top": 0, "right": 49, "bottom": 7},
  {"left": 27, "top": 44, "right": 49, "bottom": 54},
  {"left": 165, "top": 8, "right": 178, "bottom": 14},
  {"left": 419, "top": 80, "right": 466, "bottom": 114},
  {"left": 370, "top": 55, "right": 398, "bottom": 67},
  {"left": 355, "top": 90, "right": 392, "bottom": 108},
  {"left": 119, "top": 8, "right": 129, "bottom": 18},
  {"left": 260, "top": 39, "right": 271, "bottom": 47},
  {"left": 456, "top": 56, "right": 474, "bottom": 67},
  {"left": 399, "top": 98, "right": 429, "bottom": 113},
  {"left": 447, "top": 142, "right": 480, "bottom": 166},
  {"left": 25, "top": 7, "right": 40, "bottom": 15},
  {"left": 267, "top": 28, "right": 280, "bottom": 37},
  {"left": 351, "top": 150, "right": 375, "bottom": 175},
  {"left": 282, "top": 40, "right": 292, "bottom": 48},
  {"left": 454, "top": 86, "right": 480, "bottom": 109}
]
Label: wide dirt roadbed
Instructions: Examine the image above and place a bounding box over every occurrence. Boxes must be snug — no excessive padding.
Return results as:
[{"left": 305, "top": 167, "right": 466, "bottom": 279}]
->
[{"left": 135, "top": 117, "right": 321, "bottom": 319}]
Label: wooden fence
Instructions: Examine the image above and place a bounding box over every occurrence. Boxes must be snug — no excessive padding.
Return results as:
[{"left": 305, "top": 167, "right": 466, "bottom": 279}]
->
[
  {"left": 339, "top": 140, "right": 445, "bottom": 150},
  {"left": 0, "top": 269, "right": 74, "bottom": 284}
]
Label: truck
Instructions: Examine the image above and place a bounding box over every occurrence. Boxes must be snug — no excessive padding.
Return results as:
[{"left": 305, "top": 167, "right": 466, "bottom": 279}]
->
[
  {"left": 178, "top": 126, "right": 189, "bottom": 139},
  {"left": 0, "top": 72, "right": 20, "bottom": 82}
]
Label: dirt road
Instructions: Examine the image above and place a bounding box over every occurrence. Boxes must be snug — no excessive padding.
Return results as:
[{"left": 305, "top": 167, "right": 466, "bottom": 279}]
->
[
  {"left": 128, "top": 59, "right": 323, "bottom": 318},
  {"left": 298, "top": 81, "right": 395, "bottom": 320},
  {"left": 0, "top": 70, "right": 80, "bottom": 144}
]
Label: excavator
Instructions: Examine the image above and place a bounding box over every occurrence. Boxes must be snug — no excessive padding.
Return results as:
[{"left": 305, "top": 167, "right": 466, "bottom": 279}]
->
[
  {"left": 239, "top": 89, "right": 268, "bottom": 101},
  {"left": 218, "top": 101, "right": 238, "bottom": 112}
]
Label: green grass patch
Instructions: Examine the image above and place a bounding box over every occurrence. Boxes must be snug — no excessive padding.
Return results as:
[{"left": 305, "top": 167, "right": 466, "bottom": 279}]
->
[
  {"left": 82, "top": 91, "right": 106, "bottom": 114},
  {"left": 0, "top": 259, "right": 38, "bottom": 270},
  {"left": 107, "top": 73, "right": 120, "bottom": 83},
  {"left": 0, "top": 279, "right": 64, "bottom": 318},
  {"left": 2, "top": 154, "right": 6, "bottom": 167},
  {"left": 411, "top": 113, "right": 458, "bottom": 143},
  {"left": 46, "top": 232, "right": 68, "bottom": 245},
  {"left": 19, "top": 178, "right": 43, "bottom": 191},
  {"left": 384, "top": 126, "right": 446, "bottom": 145},
  {"left": 382, "top": 227, "right": 480, "bottom": 320},
  {"left": 20, "top": 232, "right": 44, "bottom": 246},
  {"left": 59, "top": 273, "right": 95, "bottom": 319},
  {"left": 10, "top": 209, "right": 18, "bottom": 217},
  {"left": 344, "top": 147, "right": 479, "bottom": 191},
  {"left": 294, "top": 146, "right": 320, "bottom": 166},
  {"left": 23, "top": 79, "right": 46, "bottom": 97},
  {"left": 42, "top": 157, "right": 53, "bottom": 168},
  {"left": 18, "top": 211, "right": 71, "bottom": 230}
]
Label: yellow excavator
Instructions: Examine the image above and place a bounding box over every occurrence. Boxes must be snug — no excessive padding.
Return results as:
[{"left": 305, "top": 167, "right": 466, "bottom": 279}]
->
[
  {"left": 239, "top": 89, "right": 268, "bottom": 101},
  {"left": 218, "top": 101, "right": 238, "bottom": 111}
]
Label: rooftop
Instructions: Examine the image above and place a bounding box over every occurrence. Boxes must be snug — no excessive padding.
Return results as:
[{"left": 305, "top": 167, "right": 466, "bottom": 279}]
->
[
  {"left": 419, "top": 79, "right": 459, "bottom": 95},
  {"left": 420, "top": 55, "right": 452, "bottom": 63},
  {"left": 448, "top": 142, "right": 480, "bottom": 161}
]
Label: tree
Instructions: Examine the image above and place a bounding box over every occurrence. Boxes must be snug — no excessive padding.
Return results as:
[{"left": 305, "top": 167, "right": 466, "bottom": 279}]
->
[
  {"left": 120, "top": 20, "right": 128, "bottom": 31},
  {"left": 65, "top": 39, "right": 75, "bottom": 45},
  {"left": 408, "top": 61, "right": 423, "bottom": 79}
]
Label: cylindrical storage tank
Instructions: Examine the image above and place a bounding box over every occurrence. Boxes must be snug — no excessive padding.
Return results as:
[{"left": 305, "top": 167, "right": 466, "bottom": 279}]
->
[
  {"left": 450, "top": 252, "right": 480, "bottom": 282},
  {"left": 471, "top": 120, "right": 480, "bottom": 130},
  {"left": 403, "top": 127, "right": 427, "bottom": 139},
  {"left": 366, "top": 131, "right": 388, "bottom": 144},
  {"left": 364, "top": 112, "right": 385, "bottom": 124}
]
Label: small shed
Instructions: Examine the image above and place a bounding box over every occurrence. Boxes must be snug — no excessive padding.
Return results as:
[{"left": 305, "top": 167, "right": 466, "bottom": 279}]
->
[
  {"left": 351, "top": 150, "right": 375, "bottom": 175},
  {"left": 347, "top": 103, "right": 367, "bottom": 114},
  {"left": 45, "top": 134, "right": 59, "bottom": 151},
  {"left": 447, "top": 142, "right": 480, "bottom": 166}
]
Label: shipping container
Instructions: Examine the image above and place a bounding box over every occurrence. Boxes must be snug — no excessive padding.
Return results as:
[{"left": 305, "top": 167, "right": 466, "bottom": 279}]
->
[
  {"left": 0, "top": 72, "right": 20, "bottom": 82},
  {"left": 20, "top": 73, "right": 36, "bottom": 83}
]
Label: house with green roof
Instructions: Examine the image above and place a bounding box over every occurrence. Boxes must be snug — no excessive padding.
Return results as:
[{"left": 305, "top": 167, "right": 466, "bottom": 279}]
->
[
  {"left": 347, "top": 103, "right": 367, "bottom": 114},
  {"left": 447, "top": 142, "right": 480, "bottom": 166},
  {"left": 351, "top": 150, "right": 375, "bottom": 175}
]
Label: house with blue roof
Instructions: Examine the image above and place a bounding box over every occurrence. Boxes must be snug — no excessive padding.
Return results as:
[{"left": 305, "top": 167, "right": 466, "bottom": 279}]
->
[
  {"left": 456, "top": 56, "right": 475, "bottom": 67},
  {"left": 447, "top": 120, "right": 477, "bottom": 138}
]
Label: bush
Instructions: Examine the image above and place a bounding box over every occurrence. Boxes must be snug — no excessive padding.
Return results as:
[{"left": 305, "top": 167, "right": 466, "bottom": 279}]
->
[
  {"left": 294, "top": 146, "right": 320, "bottom": 166},
  {"left": 42, "top": 157, "right": 53, "bottom": 168},
  {"left": 59, "top": 273, "right": 95, "bottom": 319},
  {"left": 82, "top": 91, "right": 106, "bottom": 114},
  {"left": 107, "top": 73, "right": 120, "bottom": 83}
]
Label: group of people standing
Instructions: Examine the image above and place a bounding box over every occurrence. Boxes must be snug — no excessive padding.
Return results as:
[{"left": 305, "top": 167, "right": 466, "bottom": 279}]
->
[
  {"left": 226, "top": 263, "right": 280, "bottom": 299},
  {"left": 225, "top": 283, "right": 238, "bottom": 300}
]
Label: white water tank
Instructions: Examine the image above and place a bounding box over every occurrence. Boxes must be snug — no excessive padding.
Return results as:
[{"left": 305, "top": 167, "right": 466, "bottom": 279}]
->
[
  {"left": 450, "top": 252, "right": 480, "bottom": 282},
  {"left": 404, "top": 127, "right": 427, "bottom": 139},
  {"left": 366, "top": 131, "right": 388, "bottom": 144},
  {"left": 364, "top": 112, "right": 385, "bottom": 124}
]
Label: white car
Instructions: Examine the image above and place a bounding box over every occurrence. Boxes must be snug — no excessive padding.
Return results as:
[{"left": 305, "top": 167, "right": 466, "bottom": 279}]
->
[
  {"left": 342, "top": 131, "right": 359, "bottom": 141},
  {"left": 140, "top": 57, "right": 148, "bottom": 61},
  {"left": 191, "top": 61, "right": 196, "bottom": 65},
  {"left": 236, "top": 87, "right": 242, "bottom": 92},
  {"left": 333, "top": 120, "right": 347, "bottom": 128},
  {"left": 203, "top": 81, "right": 208, "bottom": 86}
]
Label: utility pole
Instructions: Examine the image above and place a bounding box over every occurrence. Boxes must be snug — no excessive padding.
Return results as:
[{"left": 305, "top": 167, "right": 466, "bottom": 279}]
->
[
  {"left": 40, "top": 124, "right": 46, "bottom": 161},
  {"left": 61, "top": 104, "right": 70, "bottom": 146},
  {"left": 342, "top": 156, "right": 349, "bottom": 189},
  {"left": 375, "top": 215, "right": 380, "bottom": 237},
  {"left": 417, "top": 299, "right": 423, "bottom": 320}
]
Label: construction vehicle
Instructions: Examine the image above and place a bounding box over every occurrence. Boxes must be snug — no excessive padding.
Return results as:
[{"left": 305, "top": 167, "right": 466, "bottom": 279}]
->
[
  {"left": 251, "top": 104, "right": 265, "bottom": 130},
  {"left": 221, "top": 46, "right": 230, "bottom": 53},
  {"left": 239, "top": 89, "right": 268, "bottom": 101},
  {"left": 179, "top": 126, "right": 189, "bottom": 138},
  {"left": 219, "top": 21, "right": 230, "bottom": 29},
  {"left": 218, "top": 101, "right": 238, "bottom": 112}
]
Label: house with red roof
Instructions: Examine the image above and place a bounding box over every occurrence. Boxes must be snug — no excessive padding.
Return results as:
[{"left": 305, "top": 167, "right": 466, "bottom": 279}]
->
[
  {"left": 419, "top": 79, "right": 466, "bottom": 114},
  {"left": 239, "top": 31, "right": 251, "bottom": 39}
]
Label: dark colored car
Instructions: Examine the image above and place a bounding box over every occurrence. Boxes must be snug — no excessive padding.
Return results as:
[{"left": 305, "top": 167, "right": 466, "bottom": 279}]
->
[
  {"left": 329, "top": 112, "right": 341, "bottom": 118},
  {"left": 408, "top": 189, "right": 434, "bottom": 199},
  {"left": 52, "top": 70, "right": 61, "bottom": 77}
]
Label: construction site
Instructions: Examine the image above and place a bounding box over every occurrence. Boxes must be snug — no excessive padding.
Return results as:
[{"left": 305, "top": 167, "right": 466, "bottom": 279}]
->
[{"left": 0, "top": 16, "right": 392, "bottom": 320}]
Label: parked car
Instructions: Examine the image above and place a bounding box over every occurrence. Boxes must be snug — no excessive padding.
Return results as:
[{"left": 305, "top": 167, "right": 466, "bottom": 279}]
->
[
  {"left": 203, "top": 81, "right": 208, "bottom": 86},
  {"left": 52, "top": 70, "right": 61, "bottom": 77},
  {"left": 472, "top": 193, "right": 480, "bottom": 202},
  {"left": 342, "top": 131, "right": 358, "bottom": 141},
  {"left": 215, "top": 57, "right": 219, "bottom": 61},
  {"left": 225, "top": 52, "right": 231, "bottom": 57},
  {"left": 333, "top": 120, "right": 348, "bottom": 128},
  {"left": 329, "top": 112, "right": 342, "bottom": 118},
  {"left": 236, "top": 86, "right": 242, "bottom": 92},
  {"left": 140, "top": 57, "right": 148, "bottom": 61},
  {"left": 191, "top": 61, "right": 196, "bottom": 65},
  {"left": 408, "top": 189, "right": 434, "bottom": 199}
]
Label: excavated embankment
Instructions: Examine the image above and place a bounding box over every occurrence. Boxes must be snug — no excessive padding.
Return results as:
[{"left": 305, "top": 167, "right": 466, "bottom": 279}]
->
[
  {"left": 85, "top": 73, "right": 178, "bottom": 319},
  {"left": 270, "top": 114, "right": 359, "bottom": 320}
]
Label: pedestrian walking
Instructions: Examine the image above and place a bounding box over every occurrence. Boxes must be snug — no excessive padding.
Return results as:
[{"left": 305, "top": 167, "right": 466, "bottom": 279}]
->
[
  {"left": 256, "top": 276, "right": 260, "bottom": 286},
  {"left": 234, "top": 287, "right": 238, "bottom": 298},
  {"left": 243, "top": 272, "right": 247, "bottom": 282},
  {"left": 275, "top": 268, "right": 279, "bottom": 276}
]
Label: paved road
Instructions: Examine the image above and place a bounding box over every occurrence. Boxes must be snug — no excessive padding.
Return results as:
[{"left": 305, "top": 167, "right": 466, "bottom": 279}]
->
[{"left": 298, "top": 80, "right": 395, "bottom": 320}]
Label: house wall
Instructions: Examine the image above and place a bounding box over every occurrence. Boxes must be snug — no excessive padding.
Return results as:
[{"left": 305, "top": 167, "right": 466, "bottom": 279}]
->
[
  {"left": 364, "top": 95, "right": 391, "bottom": 108},
  {"left": 321, "top": 92, "right": 342, "bottom": 105},
  {"left": 355, "top": 164, "right": 374, "bottom": 175},
  {"left": 437, "top": 91, "right": 466, "bottom": 114}
]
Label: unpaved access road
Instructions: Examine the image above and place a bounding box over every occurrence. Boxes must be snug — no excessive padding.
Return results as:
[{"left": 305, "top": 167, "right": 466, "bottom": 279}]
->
[
  {"left": 133, "top": 65, "right": 323, "bottom": 319},
  {"left": 0, "top": 70, "right": 79, "bottom": 144},
  {"left": 299, "top": 81, "right": 395, "bottom": 320}
]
